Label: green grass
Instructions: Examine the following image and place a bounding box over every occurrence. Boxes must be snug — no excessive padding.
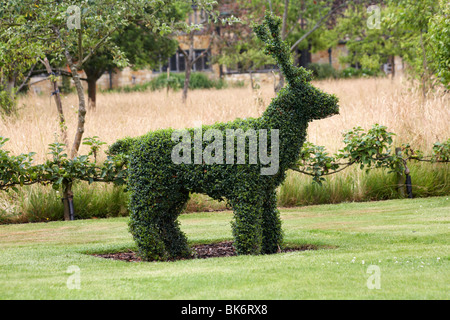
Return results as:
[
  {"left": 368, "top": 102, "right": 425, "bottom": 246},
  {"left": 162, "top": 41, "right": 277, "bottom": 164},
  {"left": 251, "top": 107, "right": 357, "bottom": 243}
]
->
[{"left": 0, "top": 196, "right": 449, "bottom": 299}]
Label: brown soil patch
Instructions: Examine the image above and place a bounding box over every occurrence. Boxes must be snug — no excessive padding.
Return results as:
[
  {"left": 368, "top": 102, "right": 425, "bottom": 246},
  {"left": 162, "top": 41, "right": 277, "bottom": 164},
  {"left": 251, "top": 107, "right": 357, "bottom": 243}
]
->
[{"left": 92, "top": 241, "right": 320, "bottom": 262}]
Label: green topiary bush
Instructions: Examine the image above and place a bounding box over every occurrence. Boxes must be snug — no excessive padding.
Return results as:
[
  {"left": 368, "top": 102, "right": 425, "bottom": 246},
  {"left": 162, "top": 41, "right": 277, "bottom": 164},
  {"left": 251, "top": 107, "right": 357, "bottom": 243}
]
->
[{"left": 110, "top": 12, "right": 339, "bottom": 261}]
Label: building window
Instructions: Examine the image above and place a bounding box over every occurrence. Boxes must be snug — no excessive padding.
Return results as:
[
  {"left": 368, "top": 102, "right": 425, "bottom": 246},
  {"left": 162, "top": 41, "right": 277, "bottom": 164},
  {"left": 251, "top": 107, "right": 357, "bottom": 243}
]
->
[
  {"left": 159, "top": 49, "right": 211, "bottom": 73},
  {"left": 188, "top": 6, "right": 206, "bottom": 25},
  {"left": 225, "top": 62, "right": 277, "bottom": 74}
]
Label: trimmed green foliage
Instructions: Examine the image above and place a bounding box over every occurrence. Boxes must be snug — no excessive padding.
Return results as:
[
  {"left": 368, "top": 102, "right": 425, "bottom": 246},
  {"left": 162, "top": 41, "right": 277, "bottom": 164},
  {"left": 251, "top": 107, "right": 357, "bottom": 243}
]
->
[{"left": 111, "top": 13, "right": 339, "bottom": 261}]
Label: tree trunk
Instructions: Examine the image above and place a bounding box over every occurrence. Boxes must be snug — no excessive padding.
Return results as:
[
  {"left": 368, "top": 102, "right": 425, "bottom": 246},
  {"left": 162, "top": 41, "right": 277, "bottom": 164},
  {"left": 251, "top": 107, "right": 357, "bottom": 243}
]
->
[
  {"left": 179, "top": 28, "right": 214, "bottom": 102},
  {"left": 6, "top": 75, "right": 15, "bottom": 98},
  {"left": 249, "top": 69, "right": 254, "bottom": 89},
  {"left": 281, "top": 0, "right": 289, "bottom": 38},
  {"left": 166, "top": 67, "right": 170, "bottom": 95},
  {"left": 182, "top": 34, "right": 195, "bottom": 104},
  {"left": 51, "top": 27, "right": 88, "bottom": 158},
  {"left": 87, "top": 77, "right": 97, "bottom": 110},
  {"left": 5, "top": 74, "right": 16, "bottom": 108},
  {"left": 275, "top": 0, "right": 289, "bottom": 93},
  {"left": 40, "top": 57, "right": 68, "bottom": 147},
  {"left": 84, "top": 66, "right": 105, "bottom": 111},
  {"left": 64, "top": 50, "right": 87, "bottom": 159},
  {"left": 395, "top": 147, "right": 405, "bottom": 198},
  {"left": 64, "top": 56, "right": 84, "bottom": 220},
  {"left": 275, "top": 74, "right": 285, "bottom": 93},
  {"left": 182, "top": 61, "right": 192, "bottom": 103},
  {"left": 419, "top": 31, "right": 428, "bottom": 99},
  {"left": 389, "top": 55, "right": 395, "bottom": 80}
]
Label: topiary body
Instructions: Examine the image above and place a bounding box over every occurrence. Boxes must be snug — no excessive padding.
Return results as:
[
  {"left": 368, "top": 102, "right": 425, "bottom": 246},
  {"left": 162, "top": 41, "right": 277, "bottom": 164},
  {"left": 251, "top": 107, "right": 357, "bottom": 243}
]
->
[{"left": 110, "top": 13, "right": 339, "bottom": 261}]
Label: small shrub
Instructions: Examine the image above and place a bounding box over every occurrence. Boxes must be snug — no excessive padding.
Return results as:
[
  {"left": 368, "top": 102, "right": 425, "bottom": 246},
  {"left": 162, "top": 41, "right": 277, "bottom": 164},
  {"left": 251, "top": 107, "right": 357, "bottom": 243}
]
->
[
  {"left": 339, "top": 67, "right": 382, "bottom": 78},
  {"left": 306, "top": 63, "right": 338, "bottom": 80},
  {"left": 189, "top": 72, "right": 214, "bottom": 89}
]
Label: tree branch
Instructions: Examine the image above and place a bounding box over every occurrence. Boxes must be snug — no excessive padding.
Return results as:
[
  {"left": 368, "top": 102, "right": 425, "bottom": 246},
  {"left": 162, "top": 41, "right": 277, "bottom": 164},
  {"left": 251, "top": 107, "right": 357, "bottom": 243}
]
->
[
  {"left": 290, "top": 0, "right": 350, "bottom": 52},
  {"left": 30, "top": 69, "right": 88, "bottom": 81},
  {"left": 192, "top": 31, "right": 215, "bottom": 64},
  {"left": 16, "top": 63, "right": 37, "bottom": 92},
  {"left": 289, "top": 161, "right": 354, "bottom": 177},
  {"left": 285, "top": 10, "right": 303, "bottom": 39},
  {"left": 53, "top": 26, "right": 87, "bottom": 159},
  {"left": 178, "top": 45, "right": 188, "bottom": 58},
  {"left": 281, "top": 0, "right": 289, "bottom": 39},
  {"left": 78, "top": 27, "right": 119, "bottom": 68}
]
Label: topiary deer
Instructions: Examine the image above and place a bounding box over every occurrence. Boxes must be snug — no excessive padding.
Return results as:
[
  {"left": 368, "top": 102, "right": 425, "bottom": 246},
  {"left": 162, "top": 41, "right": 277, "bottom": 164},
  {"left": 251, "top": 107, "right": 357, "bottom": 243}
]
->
[{"left": 110, "top": 13, "right": 339, "bottom": 261}]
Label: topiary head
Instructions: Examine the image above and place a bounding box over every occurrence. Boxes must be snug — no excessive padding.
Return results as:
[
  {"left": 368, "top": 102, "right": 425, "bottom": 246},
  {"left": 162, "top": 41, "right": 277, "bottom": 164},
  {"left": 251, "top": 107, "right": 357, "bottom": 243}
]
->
[
  {"left": 301, "top": 82, "right": 339, "bottom": 121},
  {"left": 254, "top": 12, "right": 339, "bottom": 121}
]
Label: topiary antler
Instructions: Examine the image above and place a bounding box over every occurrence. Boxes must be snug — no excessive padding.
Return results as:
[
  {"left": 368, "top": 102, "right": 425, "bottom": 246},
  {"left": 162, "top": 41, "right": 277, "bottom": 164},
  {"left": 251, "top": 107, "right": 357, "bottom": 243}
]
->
[{"left": 253, "top": 12, "right": 312, "bottom": 85}]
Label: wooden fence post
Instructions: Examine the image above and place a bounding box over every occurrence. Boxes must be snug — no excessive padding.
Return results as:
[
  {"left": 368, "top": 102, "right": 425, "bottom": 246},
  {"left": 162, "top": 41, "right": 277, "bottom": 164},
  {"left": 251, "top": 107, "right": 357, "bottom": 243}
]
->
[
  {"left": 396, "top": 147, "right": 413, "bottom": 199},
  {"left": 62, "top": 181, "right": 75, "bottom": 221},
  {"left": 395, "top": 147, "right": 406, "bottom": 198},
  {"left": 404, "top": 164, "right": 413, "bottom": 199}
]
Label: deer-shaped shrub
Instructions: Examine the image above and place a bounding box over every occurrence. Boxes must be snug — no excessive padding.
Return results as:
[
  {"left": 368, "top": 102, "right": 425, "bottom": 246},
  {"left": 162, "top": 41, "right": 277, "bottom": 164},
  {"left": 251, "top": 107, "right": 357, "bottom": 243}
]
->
[{"left": 110, "top": 13, "right": 339, "bottom": 261}]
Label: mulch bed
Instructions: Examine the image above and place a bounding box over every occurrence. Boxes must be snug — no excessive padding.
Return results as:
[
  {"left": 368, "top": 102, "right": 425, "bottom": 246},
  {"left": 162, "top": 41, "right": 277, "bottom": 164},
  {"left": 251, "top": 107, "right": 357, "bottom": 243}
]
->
[{"left": 92, "top": 241, "right": 319, "bottom": 262}]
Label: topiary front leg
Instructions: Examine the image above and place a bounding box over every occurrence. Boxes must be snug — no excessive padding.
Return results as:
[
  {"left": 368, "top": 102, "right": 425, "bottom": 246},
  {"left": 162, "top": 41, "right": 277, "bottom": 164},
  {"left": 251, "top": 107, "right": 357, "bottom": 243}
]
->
[
  {"left": 128, "top": 186, "right": 190, "bottom": 261},
  {"left": 156, "top": 191, "right": 191, "bottom": 259},
  {"left": 261, "top": 191, "right": 284, "bottom": 254},
  {"left": 230, "top": 192, "right": 264, "bottom": 255}
]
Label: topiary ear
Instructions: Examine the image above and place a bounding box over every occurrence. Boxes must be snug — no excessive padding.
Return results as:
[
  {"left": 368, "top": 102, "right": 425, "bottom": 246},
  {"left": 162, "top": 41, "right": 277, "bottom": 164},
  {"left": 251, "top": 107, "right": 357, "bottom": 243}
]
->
[
  {"left": 253, "top": 21, "right": 271, "bottom": 44},
  {"left": 294, "top": 66, "right": 313, "bottom": 82},
  {"left": 253, "top": 12, "right": 312, "bottom": 86}
]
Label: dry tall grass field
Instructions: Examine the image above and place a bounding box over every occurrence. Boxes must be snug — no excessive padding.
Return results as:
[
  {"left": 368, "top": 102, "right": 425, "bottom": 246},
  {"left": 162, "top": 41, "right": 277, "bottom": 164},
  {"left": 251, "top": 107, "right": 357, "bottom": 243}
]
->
[
  {"left": 1, "top": 77, "right": 449, "bottom": 219},
  {"left": 3, "top": 77, "right": 448, "bottom": 161}
]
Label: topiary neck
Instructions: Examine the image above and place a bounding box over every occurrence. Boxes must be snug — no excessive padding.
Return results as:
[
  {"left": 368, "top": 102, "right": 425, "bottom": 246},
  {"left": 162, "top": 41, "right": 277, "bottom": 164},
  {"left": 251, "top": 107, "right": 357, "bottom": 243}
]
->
[{"left": 259, "top": 88, "right": 308, "bottom": 175}]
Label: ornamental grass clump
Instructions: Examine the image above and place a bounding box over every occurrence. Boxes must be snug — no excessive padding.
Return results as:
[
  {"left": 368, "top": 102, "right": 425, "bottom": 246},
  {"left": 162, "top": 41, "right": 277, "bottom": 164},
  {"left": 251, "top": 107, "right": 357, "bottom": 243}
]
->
[{"left": 110, "top": 13, "right": 339, "bottom": 261}]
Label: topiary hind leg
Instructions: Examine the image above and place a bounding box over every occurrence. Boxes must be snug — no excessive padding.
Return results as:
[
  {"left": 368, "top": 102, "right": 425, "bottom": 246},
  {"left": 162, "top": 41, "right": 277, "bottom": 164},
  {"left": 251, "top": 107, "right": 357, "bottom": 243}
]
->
[
  {"left": 128, "top": 203, "right": 167, "bottom": 261},
  {"left": 261, "top": 191, "right": 284, "bottom": 254}
]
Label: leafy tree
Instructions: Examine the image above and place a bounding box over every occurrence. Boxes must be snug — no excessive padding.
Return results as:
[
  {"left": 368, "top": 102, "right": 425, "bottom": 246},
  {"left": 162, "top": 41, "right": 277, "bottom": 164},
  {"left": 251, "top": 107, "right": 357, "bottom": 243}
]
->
[
  {"left": 215, "top": 0, "right": 352, "bottom": 91},
  {"left": 385, "top": 0, "right": 443, "bottom": 96},
  {"left": 424, "top": 0, "right": 450, "bottom": 90},
  {"left": 83, "top": 24, "right": 178, "bottom": 110},
  {"left": 177, "top": 3, "right": 239, "bottom": 103},
  {"left": 1, "top": 0, "right": 161, "bottom": 156},
  {"left": 215, "top": 35, "right": 274, "bottom": 89},
  {"left": 334, "top": 0, "right": 449, "bottom": 93},
  {"left": 0, "top": 0, "right": 224, "bottom": 220},
  {"left": 334, "top": 1, "right": 397, "bottom": 75}
]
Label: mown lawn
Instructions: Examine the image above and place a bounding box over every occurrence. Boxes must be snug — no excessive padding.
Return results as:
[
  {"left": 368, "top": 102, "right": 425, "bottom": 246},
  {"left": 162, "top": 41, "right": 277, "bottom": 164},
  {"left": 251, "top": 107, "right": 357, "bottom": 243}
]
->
[{"left": 0, "top": 196, "right": 448, "bottom": 300}]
